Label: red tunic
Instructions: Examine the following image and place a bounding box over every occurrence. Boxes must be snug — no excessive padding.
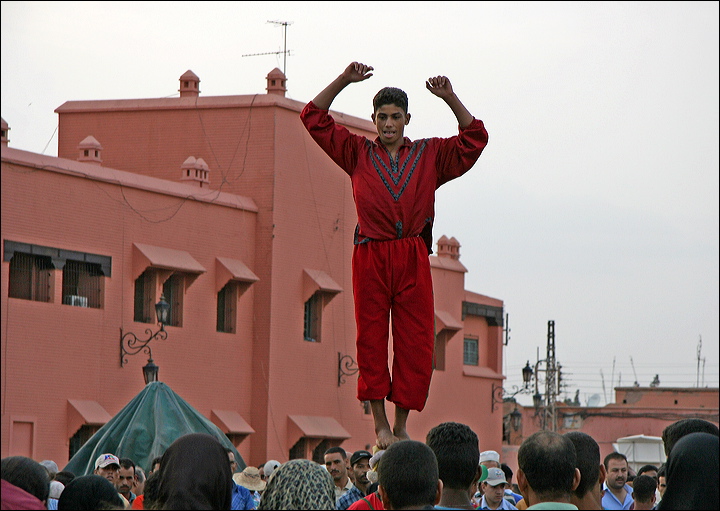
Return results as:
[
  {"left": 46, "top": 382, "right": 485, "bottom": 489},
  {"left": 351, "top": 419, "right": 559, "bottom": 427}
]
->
[{"left": 300, "top": 101, "right": 488, "bottom": 253}]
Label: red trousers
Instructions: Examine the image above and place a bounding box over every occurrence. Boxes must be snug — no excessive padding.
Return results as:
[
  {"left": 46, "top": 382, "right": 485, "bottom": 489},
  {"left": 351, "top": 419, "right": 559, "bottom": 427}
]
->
[{"left": 352, "top": 236, "right": 435, "bottom": 411}]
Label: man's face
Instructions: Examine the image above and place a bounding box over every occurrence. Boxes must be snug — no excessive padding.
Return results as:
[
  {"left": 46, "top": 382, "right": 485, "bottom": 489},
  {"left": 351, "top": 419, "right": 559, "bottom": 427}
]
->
[
  {"left": 228, "top": 453, "right": 238, "bottom": 474},
  {"left": 352, "top": 459, "right": 371, "bottom": 487},
  {"left": 116, "top": 466, "right": 135, "bottom": 496},
  {"left": 658, "top": 476, "right": 667, "bottom": 497},
  {"left": 324, "top": 453, "right": 348, "bottom": 483},
  {"left": 606, "top": 459, "right": 628, "bottom": 490},
  {"left": 482, "top": 482, "right": 506, "bottom": 506},
  {"left": 95, "top": 465, "right": 119, "bottom": 483},
  {"left": 372, "top": 104, "right": 409, "bottom": 148}
]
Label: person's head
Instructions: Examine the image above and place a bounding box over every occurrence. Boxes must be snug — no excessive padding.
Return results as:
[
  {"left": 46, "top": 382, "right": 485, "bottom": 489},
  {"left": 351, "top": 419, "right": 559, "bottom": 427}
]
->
[
  {"left": 148, "top": 456, "right": 162, "bottom": 475},
  {"left": 603, "top": 452, "right": 629, "bottom": 491},
  {"left": 323, "top": 446, "right": 349, "bottom": 485},
  {"left": 656, "top": 432, "right": 719, "bottom": 510},
  {"left": 233, "top": 465, "right": 267, "bottom": 493},
  {"left": 350, "top": 450, "right": 373, "bottom": 490},
  {"left": 133, "top": 466, "right": 146, "bottom": 496},
  {"left": 481, "top": 467, "right": 508, "bottom": 508},
  {"left": 661, "top": 418, "right": 719, "bottom": 456},
  {"left": 425, "top": 421, "right": 480, "bottom": 492},
  {"left": 141, "top": 471, "right": 161, "bottom": 510},
  {"left": 479, "top": 450, "right": 501, "bottom": 469},
  {"left": 116, "top": 457, "right": 135, "bottom": 498},
  {"left": 156, "top": 433, "right": 233, "bottom": 510},
  {"left": 257, "top": 458, "right": 335, "bottom": 510},
  {"left": 517, "top": 431, "right": 580, "bottom": 504},
  {"left": 93, "top": 453, "right": 120, "bottom": 484},
  {"left": 657, "top": 464, "right": 667, "bottom": 498},
  {"left": 564, "top": 431, "right": 605, "bottom": 509},
  {"left": 40, "top": 459, "right": 59, "bottom": 480},
  {"left": 631, "top": 475, "right": 657, "bottom": 510},
  {"left": 57, "top": 474, "right": 124, "bottom": 510},
  {"left": 377, "top": 440, "right": 442, "bottom": 510},
  {"left": 371, "top": 87, "right": 411, "bottom": 148},
  {"left": 263, "top": 460, "right": 281, "bottom": 481},
  {"left": 54, "top": 470, "right": 75, "bottom": 488},
  {"left": 637, "top": 464, "right": 658, "bottom": 481},
  {"left": 226, "top": 448, "right": 239, "bottom": 475},
  {"left": 0, "top": 455, "right": 50, "bottom": 505},
  {"left": 500, "top": 463, "right": 513, "bottom": 486}
]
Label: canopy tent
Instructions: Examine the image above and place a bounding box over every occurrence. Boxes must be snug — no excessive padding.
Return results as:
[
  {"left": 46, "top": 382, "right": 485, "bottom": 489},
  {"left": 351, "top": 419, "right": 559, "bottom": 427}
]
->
[{"left": 64, "top": 381, "right": 245, "bottom": 475}]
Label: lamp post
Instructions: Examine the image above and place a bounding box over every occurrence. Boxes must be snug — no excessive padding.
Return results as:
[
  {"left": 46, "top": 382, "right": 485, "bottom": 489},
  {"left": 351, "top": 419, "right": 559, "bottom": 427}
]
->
[
  {"left": 491, "top": 360, "right": 535, "bottom": 412},
  {"left": 120, "top": 295, "right": 170, "bottom": 384}
]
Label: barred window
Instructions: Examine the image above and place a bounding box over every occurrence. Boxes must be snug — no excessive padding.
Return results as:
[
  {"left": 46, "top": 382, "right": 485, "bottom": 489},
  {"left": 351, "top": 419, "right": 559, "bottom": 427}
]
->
[
  {"left": 463, "top": 337, "right": 479, "bottom": 366},
  {"left": 8, "top": 252, "right": 53, "bottom": 302},
  {"left": 62, "top": 260, "right": 103, "bottom": 308},
  {"left": 163, "top": 273, "right": 184, "bottom": 327},
  {"left": 134, "top": 269, "right": 156, "bottom": 323},
  {"left": 217, "top": 282, "right": 238, "bottom": 333},
  {"left": 304, "top": 292, "right": 322, "bottom": 342}
]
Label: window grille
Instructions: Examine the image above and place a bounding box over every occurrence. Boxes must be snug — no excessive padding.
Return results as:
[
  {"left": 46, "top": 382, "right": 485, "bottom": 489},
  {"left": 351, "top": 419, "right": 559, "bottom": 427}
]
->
[
  {"left": 217, "top": 282, "right": 237, "bottom": 333},
  {"left": 8, "top": 252, "right": 52, "bottom": 302},
  {"left": 304, "top": 293, "right": 321, "bottom": 342},
  {"left": 463, "top": 337, "right": 479, "bottom": 366},
  {"left": 163, "top": 273, "right": 184, "bottom": 327},
  {"left": 134, "top": 270, "right": 155, "bottom": 323},
  {"left": 62, "top": 260, "right": 102, "bottom": 308}
]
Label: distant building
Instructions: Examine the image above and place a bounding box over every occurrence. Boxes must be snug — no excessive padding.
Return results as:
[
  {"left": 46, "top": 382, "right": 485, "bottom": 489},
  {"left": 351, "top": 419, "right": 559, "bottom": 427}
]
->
[{"left": 1, "top": 69, "right": 506, "bottom": 467}]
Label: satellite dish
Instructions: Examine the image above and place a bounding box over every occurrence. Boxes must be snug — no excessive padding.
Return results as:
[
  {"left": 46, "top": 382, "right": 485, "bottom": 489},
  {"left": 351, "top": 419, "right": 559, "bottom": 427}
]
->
[{"left": 587, "top": 394, "right": 602, "bottom": 407}]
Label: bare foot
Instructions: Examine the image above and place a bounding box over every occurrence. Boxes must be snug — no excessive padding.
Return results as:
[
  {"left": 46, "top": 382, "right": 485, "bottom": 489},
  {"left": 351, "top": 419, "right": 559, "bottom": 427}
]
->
[
  {"left": 376, "top": 427, "right": 399, "bottom": 450},
  {"left": 393, "top": 426, "right": 410, "bottom": 441}
]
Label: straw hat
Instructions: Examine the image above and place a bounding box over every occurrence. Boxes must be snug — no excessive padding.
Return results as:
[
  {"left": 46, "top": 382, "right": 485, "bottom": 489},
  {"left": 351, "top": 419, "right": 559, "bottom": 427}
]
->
[{"left": 233, "top": 466, "right": 267, "bottom": 492}]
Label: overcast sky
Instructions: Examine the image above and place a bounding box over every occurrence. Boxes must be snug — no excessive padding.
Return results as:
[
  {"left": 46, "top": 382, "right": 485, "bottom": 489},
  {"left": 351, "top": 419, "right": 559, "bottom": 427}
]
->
[{"left": 2, "top": 1, "right": 718, "bottom": 407}]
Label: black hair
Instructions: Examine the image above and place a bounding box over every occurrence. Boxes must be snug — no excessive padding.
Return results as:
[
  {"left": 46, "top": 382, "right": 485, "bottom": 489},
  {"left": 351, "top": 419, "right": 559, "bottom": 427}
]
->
[
  {"left": 518, "top": 431, "right": 577, "bottom": 501},
  {"left": 603, "top": 451, "right": 628, "bottom": 469},
  {"left": 637, "top": 464, "right": 658, "bottom": 478},
  {"left": 564, "top": 431, "right": 600, "bottom": 499},
  {"left": 118, "top": 457, "right": 135, "bottom": 472},
  {"left": 426, "top": 421, "right": 479, "bottom": 490},
  {"left": 57, "top": 474, "right": 124, "bottom": 510},
  {"left": 54, "top": 470, "right": 76, "bottom": 488},
  {"left": 661, "top": 418, "right": 719, "bottom": 456},
  {"left": 372, "top": 87, "right": 408, "bottom": 114},
  {"left": 632, "top": 474, "right": 657, "bottom": 503},
  {"left": 142, "top": 471, "right": 161, "bottom": 508},
  {"left": 149, "top": 456, "right": 163, "bottom": 474},
  {"left": 379, "top": 440, "right": 438, "bottom": 509},
  {"left": 501, "top": 463, "right": 513, "bottom": 483},
  {"left": 0, "top": 455, "right": 50, "bottom": 503},
  {"left": 324, "top": 446, "right": 347, "bottom": 459}
]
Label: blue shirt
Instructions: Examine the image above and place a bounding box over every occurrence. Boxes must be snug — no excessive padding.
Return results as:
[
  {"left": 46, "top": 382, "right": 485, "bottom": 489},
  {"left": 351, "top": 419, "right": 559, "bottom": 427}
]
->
[
  {"left": 602, "top": 483, "right": 634, "bottom": 510},
  {"left": 231, "top": 481, "right": 256, "bottom": 510},
  {"left": 337, "top": 486, "right": 364, "bottom": 509},
  {"left": 479, "top": 494, "right": 518, "bottom": 510}
]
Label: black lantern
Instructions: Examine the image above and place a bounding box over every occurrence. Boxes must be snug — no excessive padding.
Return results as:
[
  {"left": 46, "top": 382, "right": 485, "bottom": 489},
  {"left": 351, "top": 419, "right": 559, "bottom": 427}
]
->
[
  {"left": 155, "top": 294, "right": 170, "bottom": 328},
  {"left": 521, "top": 361, "right": 533, "bottom": 386},
  {"left": 510, "top": 406, "right": 522, "bottom": 431},
  {"left": 533, "top": 392, "right": 543, "bottom": 410},
  {"left": 143, "top": 358, "right": 159, "bottom": 385}
]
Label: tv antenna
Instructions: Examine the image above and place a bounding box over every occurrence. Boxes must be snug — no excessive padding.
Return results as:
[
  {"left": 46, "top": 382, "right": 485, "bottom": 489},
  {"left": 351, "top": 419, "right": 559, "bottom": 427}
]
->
[
  {"left": 696, "top": 335, "right": 706, "bottom": 387},
  {"left": 242, "top": 20, "right": 293, "bottom": 76},
  {"left": 630, "top": 356, "right": 639, "bottom": 387}
]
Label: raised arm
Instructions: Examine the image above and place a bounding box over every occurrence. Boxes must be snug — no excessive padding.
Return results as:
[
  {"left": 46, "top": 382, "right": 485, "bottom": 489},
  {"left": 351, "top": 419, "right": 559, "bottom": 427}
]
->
[
  {"left": 425, "top": 76, "right": 474, "bottom": 128},
  {"left": 311, "top": 62, "right": 374, "bottom": 110}
]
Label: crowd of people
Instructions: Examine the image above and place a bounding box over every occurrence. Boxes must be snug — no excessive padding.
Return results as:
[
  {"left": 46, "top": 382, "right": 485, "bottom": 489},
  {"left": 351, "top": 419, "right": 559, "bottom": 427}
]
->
[{"left": 1, "top": 418, "right": 717, "bottom": 510}]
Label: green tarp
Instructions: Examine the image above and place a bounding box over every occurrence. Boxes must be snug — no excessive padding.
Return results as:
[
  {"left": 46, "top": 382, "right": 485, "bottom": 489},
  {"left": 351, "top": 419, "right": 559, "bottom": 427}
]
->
[{"left": 63, "top": 381, "right": 245, "bottom": 475}]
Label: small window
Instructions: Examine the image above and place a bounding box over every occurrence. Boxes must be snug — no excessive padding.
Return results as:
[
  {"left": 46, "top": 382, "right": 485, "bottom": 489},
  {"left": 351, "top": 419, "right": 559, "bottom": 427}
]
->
[
  {"left": 217, "top": 282, "right": 238, "bottom": 333},
  {"left": 69, "top": 425, "right": 101, "bottom": 460},
  {"left": 163, "top": 274, "right": 184, "bottom": 327},
  {"left": 304, "top": 292, "right": 322, "bottom": 342},
  {"left": 8, "top": 252, "right": 53, "bottom": 302},
  {"left": 434, "top": 332, "right": 448, "bottom": 371},
  {"left": 463, "top": 337, "right": 479, "bottom": 366},
  {"left": 134, "top": 269, "right": 156, "bottom": 323},
  {"left": 62, "top": 260, "right": 103, "bottom": 308}
]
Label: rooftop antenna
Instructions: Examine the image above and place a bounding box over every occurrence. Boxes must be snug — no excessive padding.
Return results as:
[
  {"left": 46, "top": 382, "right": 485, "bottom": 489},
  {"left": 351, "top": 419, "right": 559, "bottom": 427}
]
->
[
  {"left": 600, "top": 368, "right": 607, "bottom": 405},
  {"left": 242, "top": 20, "right": 293, "bottom": 76},
  {"left": 696, "top": 335, "right": 706, "bottom": 387},
  {"left": 630, "top": 356, "right": 640, "bottom": 386}
]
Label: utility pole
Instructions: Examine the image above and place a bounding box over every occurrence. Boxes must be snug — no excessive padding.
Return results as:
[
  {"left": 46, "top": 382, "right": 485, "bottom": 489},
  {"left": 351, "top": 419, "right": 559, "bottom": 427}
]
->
[
  {"left": 242, "top": 20, "right": 293, "bottom": 76},
  {"left": 545, "top": 320, "right": 557, "bottom": 432}
]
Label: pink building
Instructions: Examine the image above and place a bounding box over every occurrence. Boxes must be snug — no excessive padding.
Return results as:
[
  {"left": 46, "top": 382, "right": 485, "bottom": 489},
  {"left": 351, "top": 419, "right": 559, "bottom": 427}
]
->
[{"left": 1, "top": 69, "right": 508, "bottom": 468}]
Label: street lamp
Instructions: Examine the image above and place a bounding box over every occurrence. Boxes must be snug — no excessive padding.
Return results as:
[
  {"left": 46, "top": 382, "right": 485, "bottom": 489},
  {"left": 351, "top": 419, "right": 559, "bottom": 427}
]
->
[
  {"left": 120, "top": 294, "right": 170, "bottom": 384},
  {"left": 491, "top": 361, "right": 536, "bottom": 412}
]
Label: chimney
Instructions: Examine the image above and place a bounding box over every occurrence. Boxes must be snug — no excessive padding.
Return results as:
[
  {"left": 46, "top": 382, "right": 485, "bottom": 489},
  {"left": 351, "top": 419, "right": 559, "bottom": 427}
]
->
[
  {"left": 436, "top": 236, "right": 461, "bottom": 260},
  {"left": 77, "top": 136, "right": 103, "bottom": 165},
  {"left": 179, "top": 70, "right": 200, "bottom": 98},
  {"left": 180, "top": 156, "right": 210, "bottom": 187},
  {"left": 1, "top": 117, "right": 9, "bottom": 147},
  {"left": 265, "top": 68, "right": 287, "bottom": 97}
]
